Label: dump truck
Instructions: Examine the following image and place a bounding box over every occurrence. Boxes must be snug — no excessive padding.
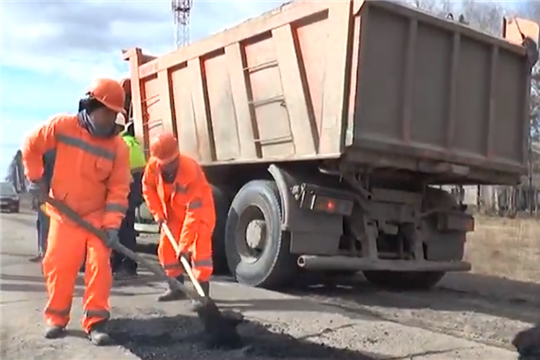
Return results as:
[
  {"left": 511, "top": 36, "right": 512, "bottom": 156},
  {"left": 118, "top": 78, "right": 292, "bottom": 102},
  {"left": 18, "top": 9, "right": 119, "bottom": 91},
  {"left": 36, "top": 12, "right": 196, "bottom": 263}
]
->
[{"left": 122, "top": 0, "right": 539, "bottom": 290}]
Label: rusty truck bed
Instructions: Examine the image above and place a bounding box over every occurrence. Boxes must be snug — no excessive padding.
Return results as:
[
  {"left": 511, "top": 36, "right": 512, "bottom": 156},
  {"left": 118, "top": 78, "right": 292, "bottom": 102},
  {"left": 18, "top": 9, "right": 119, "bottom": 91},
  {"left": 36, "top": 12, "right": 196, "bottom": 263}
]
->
[{"left": 124, "top": 0, "right": 537, "bottom": 185}]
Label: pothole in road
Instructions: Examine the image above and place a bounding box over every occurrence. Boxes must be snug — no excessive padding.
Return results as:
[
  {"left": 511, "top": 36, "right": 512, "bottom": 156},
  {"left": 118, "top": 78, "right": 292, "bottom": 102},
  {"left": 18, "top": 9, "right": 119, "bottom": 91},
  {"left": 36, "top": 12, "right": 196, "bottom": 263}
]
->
[{"left": 108, "top": 314, "right": 375, "bottom": 360}]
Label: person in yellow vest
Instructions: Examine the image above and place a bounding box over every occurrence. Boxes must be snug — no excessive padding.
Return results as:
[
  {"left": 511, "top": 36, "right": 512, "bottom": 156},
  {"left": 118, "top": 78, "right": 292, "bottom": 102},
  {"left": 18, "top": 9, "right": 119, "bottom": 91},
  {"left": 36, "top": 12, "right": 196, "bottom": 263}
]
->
[{"left": 111, "top": 114, "right": 146, "bottom": 279}]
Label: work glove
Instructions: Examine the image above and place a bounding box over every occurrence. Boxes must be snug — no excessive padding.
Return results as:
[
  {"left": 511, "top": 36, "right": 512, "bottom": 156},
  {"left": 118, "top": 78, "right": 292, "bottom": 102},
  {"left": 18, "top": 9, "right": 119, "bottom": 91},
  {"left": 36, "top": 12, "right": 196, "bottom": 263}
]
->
[
  {"left": 104, "top": 229, "right": 120, "bottom": 248},
  {"left": 28, "top": 180, "right": 45, "bottom": 198}
]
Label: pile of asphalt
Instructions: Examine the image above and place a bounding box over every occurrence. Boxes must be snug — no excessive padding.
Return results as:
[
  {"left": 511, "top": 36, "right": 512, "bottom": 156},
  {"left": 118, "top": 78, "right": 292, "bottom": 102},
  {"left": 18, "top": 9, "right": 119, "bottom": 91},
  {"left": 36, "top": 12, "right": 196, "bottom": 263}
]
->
[{"left": 107, "top": 311, "right": 375, "bottom": 360}]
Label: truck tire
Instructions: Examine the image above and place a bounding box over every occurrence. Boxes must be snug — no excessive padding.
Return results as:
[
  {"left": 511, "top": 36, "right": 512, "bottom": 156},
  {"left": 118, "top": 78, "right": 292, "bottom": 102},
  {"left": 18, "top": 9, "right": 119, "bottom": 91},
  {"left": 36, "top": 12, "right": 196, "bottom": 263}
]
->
[
  {"left": 363, "top": 271, "right": 445, "bottom": 290},
  {"left": 225, "top": 180, "right": 296, "bottom": 289},
  {"left": 211, "top": 185, "right": 231, "bottom": 274}
]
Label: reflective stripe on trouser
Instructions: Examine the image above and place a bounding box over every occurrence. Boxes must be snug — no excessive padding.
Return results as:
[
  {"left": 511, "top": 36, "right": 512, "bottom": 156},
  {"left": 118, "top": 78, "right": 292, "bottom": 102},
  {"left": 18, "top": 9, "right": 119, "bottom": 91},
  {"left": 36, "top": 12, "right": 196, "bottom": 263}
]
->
[
  {"left": 42, "top": 218, "right": 112, "bottom": 332},
  {"left": 157, "top": 223, "right": 213, "bottom": 282}
]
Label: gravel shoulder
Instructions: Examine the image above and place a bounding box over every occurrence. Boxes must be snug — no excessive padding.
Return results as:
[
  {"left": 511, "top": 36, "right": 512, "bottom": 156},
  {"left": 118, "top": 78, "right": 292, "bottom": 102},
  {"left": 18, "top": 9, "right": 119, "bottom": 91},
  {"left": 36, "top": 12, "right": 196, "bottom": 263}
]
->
[
  {"left": 0, "top": 210, "right": 524, "bottom": 359},
  {"left": 291, "top": 273, "right": 537, "bottom": 351}
]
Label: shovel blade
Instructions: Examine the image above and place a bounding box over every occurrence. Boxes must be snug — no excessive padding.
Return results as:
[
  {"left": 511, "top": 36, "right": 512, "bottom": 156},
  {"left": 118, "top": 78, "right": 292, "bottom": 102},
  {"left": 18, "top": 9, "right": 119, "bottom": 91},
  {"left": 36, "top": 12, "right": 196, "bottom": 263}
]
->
[{"left": 195, "top": 298, "right": 244, "bottom": 349}]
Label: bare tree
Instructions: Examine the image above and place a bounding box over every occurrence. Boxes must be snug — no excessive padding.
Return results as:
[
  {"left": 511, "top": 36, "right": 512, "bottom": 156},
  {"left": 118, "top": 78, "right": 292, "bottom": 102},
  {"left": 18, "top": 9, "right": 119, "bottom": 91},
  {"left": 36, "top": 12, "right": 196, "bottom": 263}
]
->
[
  {"left": 522, "top": 1, "right": 540, "bottom": 143},
  {"left": 400, "top": 0, "right": 455, "bottom": 18},
  {"left": 461, "top": 0, "right": 504, "bottom": 36}
]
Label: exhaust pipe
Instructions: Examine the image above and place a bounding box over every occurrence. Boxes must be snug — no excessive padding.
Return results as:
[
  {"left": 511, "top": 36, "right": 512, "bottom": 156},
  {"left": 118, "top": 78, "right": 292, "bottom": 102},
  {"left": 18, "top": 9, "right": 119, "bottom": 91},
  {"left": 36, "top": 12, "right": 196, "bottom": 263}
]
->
[
  {"left": 297, "top": 255, "right": 471, "bottom": 272},
  {"left": 297, "top": 255, "right": 366, "bottom": 271}
]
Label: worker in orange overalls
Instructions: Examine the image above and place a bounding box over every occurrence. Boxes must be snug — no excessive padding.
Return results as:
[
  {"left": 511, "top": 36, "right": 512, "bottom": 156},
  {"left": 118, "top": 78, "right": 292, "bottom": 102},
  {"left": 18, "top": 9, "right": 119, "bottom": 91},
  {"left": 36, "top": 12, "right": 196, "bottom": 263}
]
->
[
  {"left": 22, "top": 78, "right": 131, "bottom": 346},
  {"left": 142, "top": 133, "right": 215, "bottom": 309}
]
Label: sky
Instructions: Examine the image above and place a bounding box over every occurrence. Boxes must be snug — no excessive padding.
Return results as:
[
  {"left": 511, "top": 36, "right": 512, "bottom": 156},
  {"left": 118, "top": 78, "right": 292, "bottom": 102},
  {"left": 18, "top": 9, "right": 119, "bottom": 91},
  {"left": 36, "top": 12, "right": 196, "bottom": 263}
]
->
[{"left": 0, "top": 0, "right": 285, "bottom": 177}]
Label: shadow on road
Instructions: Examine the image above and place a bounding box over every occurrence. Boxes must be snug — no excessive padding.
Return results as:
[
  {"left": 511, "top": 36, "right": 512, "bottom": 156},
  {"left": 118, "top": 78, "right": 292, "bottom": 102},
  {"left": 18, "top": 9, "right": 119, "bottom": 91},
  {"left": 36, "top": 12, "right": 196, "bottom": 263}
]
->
[
  {"left": 108, "top": 313, "right": 471, "bottom": 360},
  {"left": 0, "top": 273, "right": 160, "bottom": 297},
  {"left": 107, "top": 313, "right": 381, "bottom": 360},
  {"left": 120, "top": 244, "right": 540, "bottom": 326},
  {"left": 214, "top": 271, "right": 540, "bottom": 327}
]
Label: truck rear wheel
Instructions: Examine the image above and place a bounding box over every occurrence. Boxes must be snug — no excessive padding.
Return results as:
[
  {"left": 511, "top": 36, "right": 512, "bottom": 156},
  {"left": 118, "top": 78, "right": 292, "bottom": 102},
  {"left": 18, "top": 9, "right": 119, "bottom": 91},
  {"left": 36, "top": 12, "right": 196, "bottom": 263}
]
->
[
  {"left": 211, "top": 185, "right": 231, "bottom": 274},
  {"left": 225, "top": 180, "right": 296, "bottom": 289},
  {"left": 363, "top": 271, "right": 445, "bottom": 290}
]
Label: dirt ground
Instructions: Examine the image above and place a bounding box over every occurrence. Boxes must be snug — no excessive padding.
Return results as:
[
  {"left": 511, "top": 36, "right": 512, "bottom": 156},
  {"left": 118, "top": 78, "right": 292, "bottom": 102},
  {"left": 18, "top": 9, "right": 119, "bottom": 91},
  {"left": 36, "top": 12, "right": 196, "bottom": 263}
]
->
[
  {"left": 465, "top": 215, "right": 540, "bottom": 284},
  {"left": 2, "top": 209, "right": 522, "bottom": 360},
  {"left": 1, "top": 200, "right": 538, "bottom": 359}
]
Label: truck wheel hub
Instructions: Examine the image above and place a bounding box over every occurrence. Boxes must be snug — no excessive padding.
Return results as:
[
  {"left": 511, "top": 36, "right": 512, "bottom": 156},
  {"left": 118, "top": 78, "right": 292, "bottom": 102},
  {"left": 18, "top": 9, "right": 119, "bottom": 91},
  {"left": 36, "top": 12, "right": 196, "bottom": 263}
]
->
[{"left": 245, "top": 220, "right": 266, "bottom": 250}]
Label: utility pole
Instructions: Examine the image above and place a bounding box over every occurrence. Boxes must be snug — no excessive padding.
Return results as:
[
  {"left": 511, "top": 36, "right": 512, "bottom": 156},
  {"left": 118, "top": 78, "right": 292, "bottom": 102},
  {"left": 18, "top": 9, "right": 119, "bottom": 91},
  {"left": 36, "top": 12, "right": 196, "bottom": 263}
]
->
[{"left": 171, "top": 0, "right": 193, "bottom": 48}]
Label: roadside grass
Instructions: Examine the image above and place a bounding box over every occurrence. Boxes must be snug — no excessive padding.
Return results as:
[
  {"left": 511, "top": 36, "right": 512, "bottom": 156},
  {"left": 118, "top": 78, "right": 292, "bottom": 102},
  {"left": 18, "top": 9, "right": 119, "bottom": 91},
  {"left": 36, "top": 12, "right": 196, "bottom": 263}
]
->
[{"left": 465, "top": 215, "right": 540, "bottom": 284}]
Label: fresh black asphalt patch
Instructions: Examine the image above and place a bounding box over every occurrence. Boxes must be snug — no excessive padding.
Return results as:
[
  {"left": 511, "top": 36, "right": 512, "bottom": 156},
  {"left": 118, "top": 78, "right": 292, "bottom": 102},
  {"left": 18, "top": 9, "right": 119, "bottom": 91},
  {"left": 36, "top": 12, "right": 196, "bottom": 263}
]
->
[{"left": 107, "top": 313, "right": 376, "bottom": 360}]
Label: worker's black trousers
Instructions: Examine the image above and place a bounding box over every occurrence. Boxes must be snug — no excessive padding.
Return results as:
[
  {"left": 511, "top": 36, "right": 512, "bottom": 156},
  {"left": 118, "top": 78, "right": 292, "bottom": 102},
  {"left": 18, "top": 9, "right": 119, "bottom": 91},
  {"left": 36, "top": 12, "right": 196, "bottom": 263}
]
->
[{"left": 111, "top": 207, "right": 138, "bottom": 273}]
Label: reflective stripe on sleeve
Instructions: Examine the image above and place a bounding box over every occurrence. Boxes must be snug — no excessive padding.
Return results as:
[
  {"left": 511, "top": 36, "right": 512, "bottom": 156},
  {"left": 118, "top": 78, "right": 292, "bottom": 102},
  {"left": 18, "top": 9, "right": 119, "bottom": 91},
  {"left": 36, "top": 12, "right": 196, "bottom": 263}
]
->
[
  {"left": 188, "top": 199, "right": 202, "bottom": 210},
  {"left": 56, "top": 134, "right": 115, "bottom": 161},
  {"left": 105, "top": 203, "right": 127, "bottom": 213}
]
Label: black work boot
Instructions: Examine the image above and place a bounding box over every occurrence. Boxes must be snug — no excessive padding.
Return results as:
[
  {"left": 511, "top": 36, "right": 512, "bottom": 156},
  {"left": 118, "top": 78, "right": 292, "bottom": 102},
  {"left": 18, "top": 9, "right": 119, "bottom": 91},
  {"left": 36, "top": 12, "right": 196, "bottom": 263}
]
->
[
  {"left": 189, "top": 281, "right": 210, "bottom": 312},
  {"left": 157, "top": 276, "right": 187, "bottom": 302},
  {"left": 44, "top": 325, "right": 66, "bottom": 339},
  {"left": 88, "top": 321, "right": 112, "bottom": 346}
]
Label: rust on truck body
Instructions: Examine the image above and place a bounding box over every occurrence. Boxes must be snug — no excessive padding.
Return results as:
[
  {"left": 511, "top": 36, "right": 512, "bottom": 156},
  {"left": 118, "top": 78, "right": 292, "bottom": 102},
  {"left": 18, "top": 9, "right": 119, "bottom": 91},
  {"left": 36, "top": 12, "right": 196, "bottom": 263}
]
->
[{"left": 123, "top": 0, "right": 537, "bottom": 185}]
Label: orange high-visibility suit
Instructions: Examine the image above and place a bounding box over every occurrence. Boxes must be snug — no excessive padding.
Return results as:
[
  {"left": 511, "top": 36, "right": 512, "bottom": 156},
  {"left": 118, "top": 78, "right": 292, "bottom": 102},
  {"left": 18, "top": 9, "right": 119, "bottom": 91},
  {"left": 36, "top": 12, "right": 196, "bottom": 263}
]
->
[
  {"left": 142, "top": 155, "right": 216, "bottom": 283},
  {"left": 22, "top": 115, "right": 131, "bottom": 333}
]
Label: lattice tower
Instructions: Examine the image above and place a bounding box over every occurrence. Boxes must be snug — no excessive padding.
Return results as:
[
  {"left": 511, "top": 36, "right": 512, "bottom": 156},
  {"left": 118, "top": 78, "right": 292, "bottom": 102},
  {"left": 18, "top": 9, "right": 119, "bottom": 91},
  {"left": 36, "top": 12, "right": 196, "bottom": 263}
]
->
[{"left": 171, "top": 0, "right": 193, "bottom": 48}]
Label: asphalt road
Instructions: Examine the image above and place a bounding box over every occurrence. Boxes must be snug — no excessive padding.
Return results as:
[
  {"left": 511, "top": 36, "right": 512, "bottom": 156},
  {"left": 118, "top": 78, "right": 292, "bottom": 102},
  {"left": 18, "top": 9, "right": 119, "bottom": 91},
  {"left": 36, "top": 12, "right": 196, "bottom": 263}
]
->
[{"left": 0, "top": 208, "right": 529, "bottom": 359}]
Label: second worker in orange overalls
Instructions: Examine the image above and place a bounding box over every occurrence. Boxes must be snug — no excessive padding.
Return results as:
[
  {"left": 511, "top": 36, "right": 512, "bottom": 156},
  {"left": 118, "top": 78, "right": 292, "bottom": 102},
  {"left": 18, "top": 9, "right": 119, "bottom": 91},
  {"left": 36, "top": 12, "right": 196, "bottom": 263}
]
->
[{"left": 142, "top": 133, "right": 216, "bottom": 309}]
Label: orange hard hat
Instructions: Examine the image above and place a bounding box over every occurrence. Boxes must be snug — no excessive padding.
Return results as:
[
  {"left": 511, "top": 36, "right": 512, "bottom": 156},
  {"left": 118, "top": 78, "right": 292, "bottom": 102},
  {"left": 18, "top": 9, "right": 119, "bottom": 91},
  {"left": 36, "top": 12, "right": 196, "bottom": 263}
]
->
[
  {"left": 150, "top": 133, "right": 180, "bottom": 164},
  {"left": 86, "top": 78, "right": 125, "bottom": 114}
]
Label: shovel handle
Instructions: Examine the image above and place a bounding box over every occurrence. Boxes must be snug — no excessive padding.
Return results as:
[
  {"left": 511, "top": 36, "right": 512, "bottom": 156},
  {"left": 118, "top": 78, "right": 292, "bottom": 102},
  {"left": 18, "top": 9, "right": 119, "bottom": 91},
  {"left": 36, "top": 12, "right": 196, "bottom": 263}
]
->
[
  {"left": 38, "top": 193, "right": 202, "bottom": 301},
  {"left": 161, "top": 223, "right": 207, "bottom": 298}
]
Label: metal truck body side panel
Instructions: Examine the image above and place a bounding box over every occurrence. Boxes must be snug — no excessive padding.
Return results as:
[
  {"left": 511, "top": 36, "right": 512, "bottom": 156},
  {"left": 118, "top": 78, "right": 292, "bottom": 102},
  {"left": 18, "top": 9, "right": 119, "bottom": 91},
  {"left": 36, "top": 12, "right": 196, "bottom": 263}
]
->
[
  {"left": 350, "top": 1, "right": 533, "bottom": 181},
  {"left": 124, "top": 0, "right": 535, "bottom": 184}
]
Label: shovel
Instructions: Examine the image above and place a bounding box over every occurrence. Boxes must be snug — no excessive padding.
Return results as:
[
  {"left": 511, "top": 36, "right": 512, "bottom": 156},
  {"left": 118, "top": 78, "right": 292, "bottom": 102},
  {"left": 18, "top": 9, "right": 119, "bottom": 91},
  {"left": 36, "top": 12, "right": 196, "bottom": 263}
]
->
[
  {"left": 161, "top": 222, "right": 208, "bottom": 298},
  {"left": 38, "top": 192, "right": 244, "bottom": 348}
]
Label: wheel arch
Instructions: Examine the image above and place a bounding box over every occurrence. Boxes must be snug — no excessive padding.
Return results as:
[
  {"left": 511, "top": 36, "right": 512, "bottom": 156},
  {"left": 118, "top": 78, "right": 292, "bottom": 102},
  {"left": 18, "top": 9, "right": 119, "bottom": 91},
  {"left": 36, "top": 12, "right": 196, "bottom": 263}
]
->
[{"left": 267, "top": 164, "right": 308, "bottom": 231}]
